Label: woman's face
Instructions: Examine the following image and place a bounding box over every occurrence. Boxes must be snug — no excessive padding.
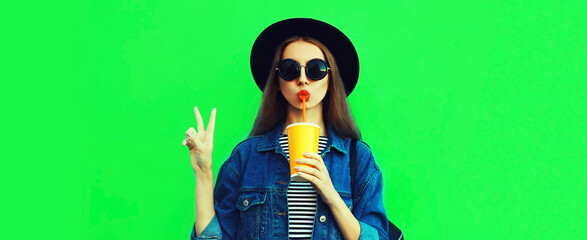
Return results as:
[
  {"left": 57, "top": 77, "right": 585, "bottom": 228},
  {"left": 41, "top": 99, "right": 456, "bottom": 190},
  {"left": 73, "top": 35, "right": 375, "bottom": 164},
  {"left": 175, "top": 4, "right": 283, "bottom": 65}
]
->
[{"left": 278, "top": 40, "right": 329, "bottom": 111}]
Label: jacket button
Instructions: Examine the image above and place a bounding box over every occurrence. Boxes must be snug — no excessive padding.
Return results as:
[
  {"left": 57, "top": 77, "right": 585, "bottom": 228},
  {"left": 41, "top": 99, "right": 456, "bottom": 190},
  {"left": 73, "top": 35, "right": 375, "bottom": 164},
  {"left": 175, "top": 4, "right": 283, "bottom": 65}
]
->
[
  {"left": 243, "top": 198, "right": 249, "bottom": 207},
  {"left": 319, "top": 215, "right": 326, "bottom": 222}
]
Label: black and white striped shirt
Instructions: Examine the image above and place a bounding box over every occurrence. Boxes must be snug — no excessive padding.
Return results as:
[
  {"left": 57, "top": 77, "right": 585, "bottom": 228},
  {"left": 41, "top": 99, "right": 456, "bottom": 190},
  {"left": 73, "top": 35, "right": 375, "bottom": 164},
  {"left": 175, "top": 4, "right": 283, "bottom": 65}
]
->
[{"left": 279, "top": 134, "right": 328, "bottom": 240}]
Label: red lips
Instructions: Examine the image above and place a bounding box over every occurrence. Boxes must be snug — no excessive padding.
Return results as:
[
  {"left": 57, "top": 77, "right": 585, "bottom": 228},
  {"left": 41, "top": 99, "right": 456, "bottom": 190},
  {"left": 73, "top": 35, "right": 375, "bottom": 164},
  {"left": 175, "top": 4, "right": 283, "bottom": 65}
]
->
[{"left": 297, "top": 90, "right": 310, "bottom": 101}]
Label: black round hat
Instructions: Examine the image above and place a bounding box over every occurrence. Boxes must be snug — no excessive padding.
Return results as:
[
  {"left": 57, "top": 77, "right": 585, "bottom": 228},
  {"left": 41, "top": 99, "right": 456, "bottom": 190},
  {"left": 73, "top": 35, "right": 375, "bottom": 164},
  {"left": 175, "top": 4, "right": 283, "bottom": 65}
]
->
[{"left": 250, "top": 18, "right": 359, "bottom": 96}]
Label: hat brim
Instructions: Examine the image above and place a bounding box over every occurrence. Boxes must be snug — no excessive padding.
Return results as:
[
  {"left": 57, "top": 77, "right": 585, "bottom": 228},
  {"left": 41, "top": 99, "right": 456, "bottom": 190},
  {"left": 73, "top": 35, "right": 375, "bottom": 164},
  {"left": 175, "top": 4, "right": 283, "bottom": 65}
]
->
[{"left": 250, "top": 18, "right": 359, "bottom": 96}]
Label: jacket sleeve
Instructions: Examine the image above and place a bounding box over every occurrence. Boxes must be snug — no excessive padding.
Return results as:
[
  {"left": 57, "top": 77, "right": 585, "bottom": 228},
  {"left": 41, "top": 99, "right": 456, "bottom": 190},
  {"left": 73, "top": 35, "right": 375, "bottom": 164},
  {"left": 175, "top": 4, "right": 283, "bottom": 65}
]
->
[
  {"left": 191, "top": 151, "right": 242, "bottom": 239},
  {"left": 353, "top": 141, "right": 390, "bottom": 240}
]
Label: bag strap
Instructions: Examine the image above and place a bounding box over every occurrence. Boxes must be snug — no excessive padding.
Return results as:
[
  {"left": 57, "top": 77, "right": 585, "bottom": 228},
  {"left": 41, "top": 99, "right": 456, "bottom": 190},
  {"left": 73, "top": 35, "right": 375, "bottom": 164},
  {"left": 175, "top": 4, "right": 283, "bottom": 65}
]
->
[{"left": 350, "top": 138, "right": 358, "bottom": 202}]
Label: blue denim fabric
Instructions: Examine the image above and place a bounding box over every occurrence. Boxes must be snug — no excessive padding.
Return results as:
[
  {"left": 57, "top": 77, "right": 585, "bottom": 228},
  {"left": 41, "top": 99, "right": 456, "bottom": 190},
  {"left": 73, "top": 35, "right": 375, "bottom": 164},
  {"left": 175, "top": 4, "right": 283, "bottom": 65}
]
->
[{"left": 191, "top": 122, "right": 389, "bottom": 240}]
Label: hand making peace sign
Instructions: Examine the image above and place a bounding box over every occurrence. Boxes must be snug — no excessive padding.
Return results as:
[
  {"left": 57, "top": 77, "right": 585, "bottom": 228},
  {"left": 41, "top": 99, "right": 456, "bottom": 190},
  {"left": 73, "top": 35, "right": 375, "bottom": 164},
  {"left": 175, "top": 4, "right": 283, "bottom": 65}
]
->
[{"left": 182, "top": 107, "right": 217, "bottom": 175}]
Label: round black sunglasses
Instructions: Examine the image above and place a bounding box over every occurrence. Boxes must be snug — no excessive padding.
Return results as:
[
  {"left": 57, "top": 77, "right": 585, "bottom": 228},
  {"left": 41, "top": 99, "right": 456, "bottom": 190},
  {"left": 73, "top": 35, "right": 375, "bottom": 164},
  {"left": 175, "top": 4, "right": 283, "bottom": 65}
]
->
[{"left": 276, "top": 58, "right": 331, "bottom": 81}]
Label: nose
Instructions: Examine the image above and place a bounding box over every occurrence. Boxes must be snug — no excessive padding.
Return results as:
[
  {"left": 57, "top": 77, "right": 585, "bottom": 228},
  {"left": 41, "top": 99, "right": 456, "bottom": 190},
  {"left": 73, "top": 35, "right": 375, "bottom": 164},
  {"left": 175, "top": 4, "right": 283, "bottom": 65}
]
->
[{"left": 297, "top": 65, "right": 309, "bottom": 86}]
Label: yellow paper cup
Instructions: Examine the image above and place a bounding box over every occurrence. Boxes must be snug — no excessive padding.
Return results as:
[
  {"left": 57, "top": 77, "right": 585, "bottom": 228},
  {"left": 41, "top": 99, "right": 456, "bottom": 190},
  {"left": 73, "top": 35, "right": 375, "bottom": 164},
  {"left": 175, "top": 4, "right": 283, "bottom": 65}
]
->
[{"left": 286, "top": 123, "right": 321, "bottom": 182}]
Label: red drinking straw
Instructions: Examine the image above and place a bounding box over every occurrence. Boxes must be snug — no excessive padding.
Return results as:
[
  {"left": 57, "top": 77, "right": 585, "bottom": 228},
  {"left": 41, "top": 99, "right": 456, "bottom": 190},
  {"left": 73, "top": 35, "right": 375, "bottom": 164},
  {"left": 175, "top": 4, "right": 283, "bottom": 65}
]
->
[
  {"left": 302, "top": 98, "right": 306, "bottom": 122},
  {"left": 297, "top": 90, "right": 310, "bottom": 122}
]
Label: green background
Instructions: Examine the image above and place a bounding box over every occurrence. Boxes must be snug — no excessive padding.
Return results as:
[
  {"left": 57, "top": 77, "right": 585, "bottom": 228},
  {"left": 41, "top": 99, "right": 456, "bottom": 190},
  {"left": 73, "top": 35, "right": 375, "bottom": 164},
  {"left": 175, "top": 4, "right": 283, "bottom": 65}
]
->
[{"left": 2, "top": 0, "right": 586, "bottom": 239}]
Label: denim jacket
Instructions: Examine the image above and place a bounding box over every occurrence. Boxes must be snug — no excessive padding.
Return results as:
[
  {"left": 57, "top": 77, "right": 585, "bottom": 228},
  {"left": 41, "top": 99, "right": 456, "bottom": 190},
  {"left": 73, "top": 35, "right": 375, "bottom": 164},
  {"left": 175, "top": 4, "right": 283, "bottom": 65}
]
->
[{"left": 191, "top": 121, "right": 389, "bottom": 240}]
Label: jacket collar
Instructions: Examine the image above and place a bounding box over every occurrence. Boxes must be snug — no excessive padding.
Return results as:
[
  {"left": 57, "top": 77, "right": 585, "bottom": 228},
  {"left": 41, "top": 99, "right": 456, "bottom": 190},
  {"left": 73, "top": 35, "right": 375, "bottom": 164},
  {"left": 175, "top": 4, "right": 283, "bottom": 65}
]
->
[{"left": 257, "top": 121, "right": 348, "bottom": 154}]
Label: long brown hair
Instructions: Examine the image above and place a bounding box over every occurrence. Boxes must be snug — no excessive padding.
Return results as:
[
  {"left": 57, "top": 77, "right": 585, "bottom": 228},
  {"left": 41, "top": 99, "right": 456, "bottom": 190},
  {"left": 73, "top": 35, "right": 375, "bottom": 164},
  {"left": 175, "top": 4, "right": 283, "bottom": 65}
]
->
[{"left": 249, "top": 36, "right": 361, "bottom": 139}]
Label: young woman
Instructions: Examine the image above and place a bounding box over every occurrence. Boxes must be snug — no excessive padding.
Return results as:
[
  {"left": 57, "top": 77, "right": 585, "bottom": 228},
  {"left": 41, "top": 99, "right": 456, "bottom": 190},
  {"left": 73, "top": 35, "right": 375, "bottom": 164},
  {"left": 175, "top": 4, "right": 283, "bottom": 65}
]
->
[{"left": 183, "top": 18, "right": 389, "bottom": 240}]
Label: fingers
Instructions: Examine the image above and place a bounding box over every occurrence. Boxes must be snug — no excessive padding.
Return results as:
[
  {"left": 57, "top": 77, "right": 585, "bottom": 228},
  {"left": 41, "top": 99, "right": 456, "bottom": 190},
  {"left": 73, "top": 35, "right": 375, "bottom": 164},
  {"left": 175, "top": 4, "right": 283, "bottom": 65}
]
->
[
  {"left": 294, "top": 166, "right": 322, "bottom": 180},
  {"left": 295, "top": 158, "right": 318, "bottom": 167},
  {"left": 184, "top": 130, "right": 194, "bottom": 148},
  {"left": 185, "top": 127, "right": 202, "bottom": 149},
  {"left": 186, "top": 106, "right": 216, "bottom": 148},
  {"left": 194, "top": 107, "right": 205, "bottom": 133},
  {"left": 297, "top": 171, "right": 318, "bottom": 183},
  {"left": 303, "top": 152, "right": 324, "bottom": 163},
  {"left": 295, "top": 152, "right": 329, "bottom": 180},
  {"left": 298, "top": 152, "right": 326, "bottom": 171},
  {"left": 189, "top": 130, "right": 205, "bottom": 146},
  {"left": 186, "top": 127, "right": 197, "bottom": 140},
  {"left": 296, "top": 158, "right": 327, "bottom": 174},
  {"left": 206, "top": 108, "right": 217, "bottom": 140}
]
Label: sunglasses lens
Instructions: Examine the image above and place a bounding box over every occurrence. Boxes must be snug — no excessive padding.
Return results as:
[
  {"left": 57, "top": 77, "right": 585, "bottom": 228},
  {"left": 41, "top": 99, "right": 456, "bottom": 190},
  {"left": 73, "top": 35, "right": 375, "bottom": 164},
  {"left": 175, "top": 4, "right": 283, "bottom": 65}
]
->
[
  {"left": 278, "top": 59, "right": 299, "bottom": 80},
  {"left": 307, "top": 59, "right": 329, "bottom": 80}
]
